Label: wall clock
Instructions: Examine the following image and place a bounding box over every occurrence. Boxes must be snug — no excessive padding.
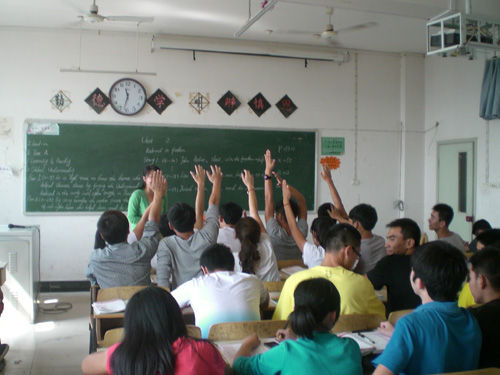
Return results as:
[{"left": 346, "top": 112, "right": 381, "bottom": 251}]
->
[{"left": 109, "top": 78, "right": 146, "bottom": 116}]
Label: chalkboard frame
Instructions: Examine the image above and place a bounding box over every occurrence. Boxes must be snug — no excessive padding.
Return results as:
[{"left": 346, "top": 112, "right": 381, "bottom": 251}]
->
[{"left": 24, "top": 120, "right": 318, "bottom": 215}]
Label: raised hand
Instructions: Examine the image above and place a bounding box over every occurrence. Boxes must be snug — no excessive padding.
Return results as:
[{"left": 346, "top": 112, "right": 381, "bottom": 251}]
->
[
  {"left": 151, "top": 170, "right": 167, "bottom": 196},
  {"left": 282, "top": 180, "right": 292, "bottom": 202},
  {"left": 272, "top": 171, "right": 283, "bottom": 188},
  {"left": 241, "top": 169, "right": 255, "bottom": 190},
  {"left": 320, "top": 164, "right": 332, "bottom": 182},
  {"left": 190, "top": 164, "right": 206, "bottom": 186},
  {"left": 207, "top": 165, "right": 223, "bottom": 185},
  {"left": 264, "top": 149, "right": 276, "bottom": 175}
]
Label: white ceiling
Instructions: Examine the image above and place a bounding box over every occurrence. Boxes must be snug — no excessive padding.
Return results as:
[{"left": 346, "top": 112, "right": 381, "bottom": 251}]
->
[{"left": 1, "top": 0, "right": 499, "bottom": 53}]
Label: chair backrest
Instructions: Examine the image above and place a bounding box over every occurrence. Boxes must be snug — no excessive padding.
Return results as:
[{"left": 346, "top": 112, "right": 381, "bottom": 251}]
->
[
  {"left": 331, "top": 314, "right": 383, "bottom": 333},
  {"left": 208, "top": 320, "right": 288, "bottom": 341},
  {"left": 263, "top": 281, "right": 285, "bottom": 292},
  {"left": 101, "top": 325, "right": 202, "bottom": 347},
  {"left": 277, "top": 259, "right": 306, "bottom": 270},
  {"left": 97, "top": 286, "right": 147, "bottom": 302},
  {"left": 388, "top": 309, "right": 414, "bottom": 325}
]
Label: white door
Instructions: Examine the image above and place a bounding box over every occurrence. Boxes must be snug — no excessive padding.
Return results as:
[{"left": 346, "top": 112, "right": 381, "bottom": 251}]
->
[{"left": 437, "top": 141, "right": 475, "bottom": 242}]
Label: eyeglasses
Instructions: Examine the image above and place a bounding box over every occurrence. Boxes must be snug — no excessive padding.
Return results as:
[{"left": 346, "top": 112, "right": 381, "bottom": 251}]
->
[{"left": 352, "top": 247, "right": 361, "bottom": 258}]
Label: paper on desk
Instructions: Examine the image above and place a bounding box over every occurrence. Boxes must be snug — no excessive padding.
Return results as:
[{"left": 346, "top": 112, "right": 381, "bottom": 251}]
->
[
  {"left": 216, "top": 338, "right": 276, "bottom": 364},
  {"left": 338, "top": 330, "right": 389, "bottom": 355},
  {"left": 92, "top": 299, "right": 127, "bottom": 315},
  {"left": 280, "top": 266, "right": 306, "bottom": 276}
]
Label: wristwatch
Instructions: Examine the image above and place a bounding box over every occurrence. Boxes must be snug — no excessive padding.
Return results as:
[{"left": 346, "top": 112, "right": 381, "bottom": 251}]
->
[{"left": 264, "top": 174, "right": 272, "bottom": 180}]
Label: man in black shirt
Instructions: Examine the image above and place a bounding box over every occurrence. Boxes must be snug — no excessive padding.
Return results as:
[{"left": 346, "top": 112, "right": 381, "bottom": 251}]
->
[
  {"left": 468, "top": 246, "right": 500, "bottom": 368},
  {"left": 367, "top": 218, "right": 421, "bottom": 315}
]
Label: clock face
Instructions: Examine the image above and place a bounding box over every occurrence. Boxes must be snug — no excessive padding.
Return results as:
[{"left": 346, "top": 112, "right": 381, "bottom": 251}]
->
[{"left": 109, "top": 78, "right": 147, "bottom": 116}]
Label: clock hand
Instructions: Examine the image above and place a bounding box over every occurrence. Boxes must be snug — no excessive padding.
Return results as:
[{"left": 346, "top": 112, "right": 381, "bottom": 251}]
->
[{"left": 124, "top": 89, "right": 130, "bottom": 107}]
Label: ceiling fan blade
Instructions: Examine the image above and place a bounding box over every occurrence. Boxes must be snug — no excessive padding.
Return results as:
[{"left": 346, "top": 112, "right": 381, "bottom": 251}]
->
[
  {"left": 271, "top": 29, "right": 320, "bottom": 36},
  {"left": 105, "top": 16, "right": 154, "bottom": 23},
  {"left": 335, "top": 21, "right": 377, "bottom": 34},
  {"left": 235, "top": 0, "right": 279, "bottom": 38}
]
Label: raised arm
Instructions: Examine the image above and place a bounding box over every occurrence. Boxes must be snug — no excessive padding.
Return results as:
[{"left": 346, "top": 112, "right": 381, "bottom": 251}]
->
[
  {"left": 241, "top": 169, "right": 266, "bottom": 233},
  {"left": 320, "top": 164, "right": 348, "bottom": 219},
  {"left": 132, "top": 205, "right": 151, "bottom": 241},
  {"left": 207, "top": 165, "right": 223, "bottom": 207},
  {"left": 190, "top": 165, "right": 206, "bottom": 230},
  {"left": 282, "top": 180, "right": 307, "bottom": 250},
  {"left": 148, "top": 170, "right": 167, "bottom": 223},
  {"left": 264, "top": 149, "right": 275, "bottom": 223},
  {"left": 272, "top": 171, "right": 307, "bottom": 220}
]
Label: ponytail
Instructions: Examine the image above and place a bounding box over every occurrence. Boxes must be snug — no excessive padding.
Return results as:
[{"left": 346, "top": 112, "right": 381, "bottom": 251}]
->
[
  {"left": 235, "top": 217, "right": 261, "bottom": 275},
  {"left": 289, "top": 305, "right": 318, "bottom": 339}
]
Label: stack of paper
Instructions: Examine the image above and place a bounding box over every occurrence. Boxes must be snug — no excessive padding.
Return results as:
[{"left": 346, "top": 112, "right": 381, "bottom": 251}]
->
[{"left": 92, "top": 299, "right": 127, "bottom": 315}]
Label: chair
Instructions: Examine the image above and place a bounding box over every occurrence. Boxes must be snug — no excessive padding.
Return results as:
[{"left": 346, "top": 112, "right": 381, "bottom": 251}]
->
[
  {"left": 420, "top": 233, "right": 429, "bottom": 245},
  {"left": 331, "top": 314, "right": 383, "bottom": 334},
  {"left": 388, "top": 309, "right": 414, "bottom": 325},
  {"left": 208, "top": 320, "right": 288, "bottom": 341},
  {"left": 89, "top": 284, "right": 100, "bottom": 353},
  {"left": 434, "top": 369, "right": 500, "bottom": 375},
  {"left": 100, "top": 324, "right": 202, "bottom": 348},
  {"left": 263, "top": 281, "right": 285, "bottom": 292}
]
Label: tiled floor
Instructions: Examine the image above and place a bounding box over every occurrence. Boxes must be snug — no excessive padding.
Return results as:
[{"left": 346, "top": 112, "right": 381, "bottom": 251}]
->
[{"left": 0, "top": 292, "right": 89, "bottom": 375}]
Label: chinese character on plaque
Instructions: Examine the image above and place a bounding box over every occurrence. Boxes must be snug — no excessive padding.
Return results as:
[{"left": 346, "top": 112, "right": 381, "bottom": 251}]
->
[
  {"left": 147, "top": 89, "right": 172, "bottom": 115},
  {"left": 217, "top": 91, "right": 241, "bottom": 115},
  {"left": 189, "top": 92, "right": 210, "bottom": 114},
  {"left": 85, "top": 88, "right": 109, "bottom": 114},
  {"left": 248, "top": 92, "right": 270, "bottom": 117},
  {"left": 50, "top": 90, "right": 72, "bottom": 113},
  {"left": 276, "top": 95, "right": 297, "bottom": 118}
]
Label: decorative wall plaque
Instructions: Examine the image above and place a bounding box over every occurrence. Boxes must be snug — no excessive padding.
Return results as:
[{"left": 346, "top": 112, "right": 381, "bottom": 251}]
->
[
  {"left": 85, "top": 88, "right": 109, "bottom": 114},
  {"left": 217, "top": 91, "right": 241, "bottom": 115},
  {"left": 147, "top": 89, "right": 172, "bottom": 114},
  {"left": 189, "top": 92, "right": 210, "bottom": 114},
  {"left": 248, "top": 93, "right": 270, "bottom": 117},
  {"left": 276, "top": 95, "right": 297, "bottom": 118},
  {"left": 50, "top": 90, "right": 71, "bottom": 112}
]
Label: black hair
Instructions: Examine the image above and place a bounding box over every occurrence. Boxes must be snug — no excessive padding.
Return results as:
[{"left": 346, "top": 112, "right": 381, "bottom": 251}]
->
[
  {"left": 94, "top": 229, "right": 106, "bottom": 249},
  {"left": 476, "top": 229, "right": 500, "bottom": 248},
  {"left": 235, "top": 217, "right": 261, "bottom": 275},
  {"left": 110, "top": 286, "right": 188, "bottom": 375},
  {"left": 311, "top": 216, "right": 336, "bottom": 247},
  {"left": 386, "top": 218, "right": 421, "bottom": 247},
  {"left": 432, "top": 203, "right": 454, "bottom": 227},
  {"left": 159, "top": 213, "right": 175, "bottom": 237},
  {"left": 317, "top": 203, "right": 337, "bottom": 224},
  {"left": 289, "top": 278, "right": 341, "bottom": 339},
  {"left": 200, "top": 244, "right": 235, "bottom": 272},
  {"left": 97, "top": 210, "right": 129, "bottom": 245},
  {"left": 320, "top": 223, "right": 361, "bottom": 253},
  {"left": 472, "top": 219, "right": 492, "bottom": 236},
  {"left": 411, "top": 241, "right": 467, "bottom": 302},
  {"left": 349, "top": 203, "right": 378, "bottom": 231},
  {"left": 138, "top": 165, "right": 160, "bottom": 189},
  {"left": 275, "top": 199, "right": 299, "bottom": 224},
  {"left": 167, "top": 203, "right": 196, "bottom": 233},
  {"left": 220, "top": 202, "right": 243, "bottom": 225},
  {"left": 469, "top": 246, "right": 500, "bottom": 292}
]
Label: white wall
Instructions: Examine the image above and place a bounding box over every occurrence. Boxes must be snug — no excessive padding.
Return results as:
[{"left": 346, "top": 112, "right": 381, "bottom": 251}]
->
[
  {"left": 424, "top": 52, "right": 500, "bottom": 240},
  {"left": 0, "top": 28, "right": 425, "bottom": 281}
]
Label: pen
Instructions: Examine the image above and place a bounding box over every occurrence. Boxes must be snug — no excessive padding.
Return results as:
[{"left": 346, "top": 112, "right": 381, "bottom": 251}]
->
[{"left": 357, "top": 332, "right": 376, "bottom": 345}]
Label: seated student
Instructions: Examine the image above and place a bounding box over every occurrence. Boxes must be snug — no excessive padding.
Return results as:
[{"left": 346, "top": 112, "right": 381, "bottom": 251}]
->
[
  {"left": 81, "top": 286, "right": 226, "bottom": 375},
  {"left": 468, "top": 247, "right": 500, "bottom": 369},
  {"left": 273, "top": 220, "right": 385, "bottom": 321},
  {"left": 172, "top": 244, "right": 269, "bottom": 338},
  {"left": 156, "top": 165, "right": 222, "bottom": 290},
  {"left": 263, "top": 149, "right": 308, "bottom": 260},
  {"left": 85, "top": 171, "right": 166, "bottom": 289},
  {"left": 217, "top": 202, "right": 243, "bottom": 255},
  {"left": 372, "top": 241, "right": 481, "bottom": 375},
  {"left": 428, "top": 203, "right": 466, "bottom": 252},
  {"left": 468, "top": 219, "right": 492, "bottom": 253},
  {"left": 233, "top": 170, "right": 279, "bottom": 281},
  {"left": 233, "top": 278, "right": 363, "bottom": 375},
  {"left": 367, "top": 218, "right": 422, "bottom": 314},
  {"left": 458, "top": 228, "right": 500, "bottom": 307},
  {"left": 282, "top": 181, "right": 335, "bottom": 268}
]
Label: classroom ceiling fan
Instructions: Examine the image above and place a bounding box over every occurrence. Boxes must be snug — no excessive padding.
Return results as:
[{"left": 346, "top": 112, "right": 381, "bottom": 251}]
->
[
  {"left": 78, "top": 0, "right": 154, "bottom": 24},
  {"left": 271, "top": 7, "right": 377, "bottom": 44}
]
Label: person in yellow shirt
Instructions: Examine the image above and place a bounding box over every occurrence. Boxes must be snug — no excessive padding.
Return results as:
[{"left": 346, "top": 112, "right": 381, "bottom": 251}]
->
[{"left": 272, "top": 181, "right": 386, "bottom": 321}]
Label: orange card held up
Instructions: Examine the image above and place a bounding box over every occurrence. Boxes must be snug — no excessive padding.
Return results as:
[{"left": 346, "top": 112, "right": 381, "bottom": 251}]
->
[{"left": 320, "top": 156, "right": 341, "bottom": 170}]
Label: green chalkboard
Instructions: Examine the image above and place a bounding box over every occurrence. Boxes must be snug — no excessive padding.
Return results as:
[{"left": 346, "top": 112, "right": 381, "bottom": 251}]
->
[{"left": 25, "top": 123, "right": 316, "bottom": 213}]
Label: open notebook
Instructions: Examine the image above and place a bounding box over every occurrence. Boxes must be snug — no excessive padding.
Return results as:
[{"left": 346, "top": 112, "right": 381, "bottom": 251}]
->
[{"left": 338, "top": 330, "right": 390, "bottom": 355}]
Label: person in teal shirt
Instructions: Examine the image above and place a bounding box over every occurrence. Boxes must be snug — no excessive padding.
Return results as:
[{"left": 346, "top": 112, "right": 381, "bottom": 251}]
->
[
  {"left": 128, "top": 165, "right": 168, "bottom": 230},
  {"left": 232, "top": 278, "right": 362, "bottom": 375}
]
